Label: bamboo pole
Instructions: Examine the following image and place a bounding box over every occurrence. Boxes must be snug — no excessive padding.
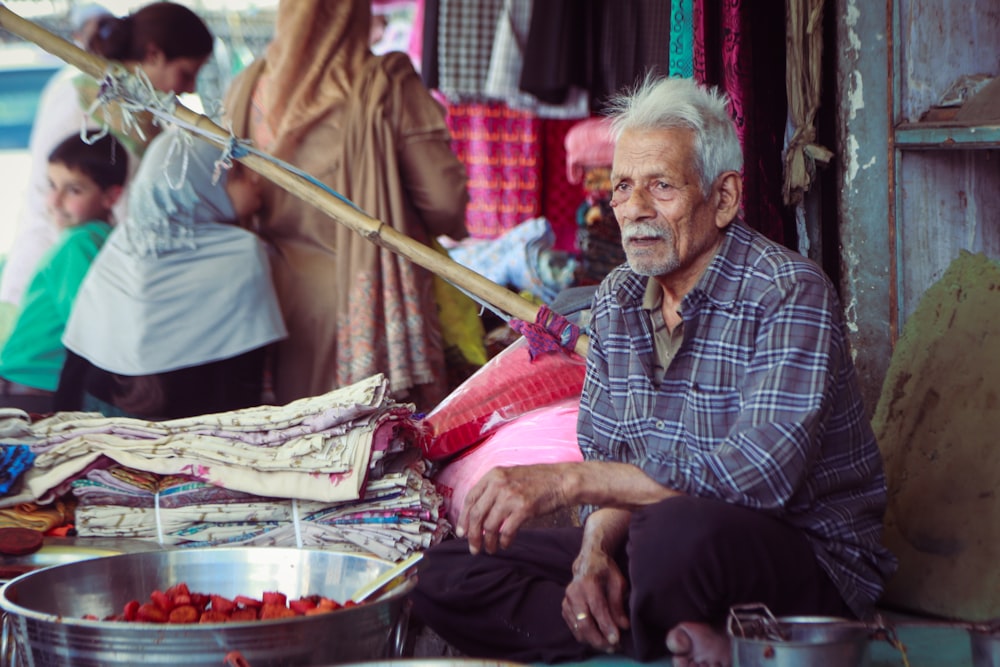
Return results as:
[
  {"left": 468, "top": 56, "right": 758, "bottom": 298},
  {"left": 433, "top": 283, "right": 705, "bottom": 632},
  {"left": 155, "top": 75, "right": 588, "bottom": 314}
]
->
[{"left": 0, "top": 6, "right": 590, "bottom": 358}]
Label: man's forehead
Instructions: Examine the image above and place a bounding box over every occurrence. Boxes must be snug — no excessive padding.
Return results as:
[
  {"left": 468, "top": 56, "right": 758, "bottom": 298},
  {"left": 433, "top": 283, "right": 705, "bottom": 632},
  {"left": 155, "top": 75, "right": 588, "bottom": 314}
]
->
[{"left": 611, "top": 129, "right": 694, "bottom": 178}]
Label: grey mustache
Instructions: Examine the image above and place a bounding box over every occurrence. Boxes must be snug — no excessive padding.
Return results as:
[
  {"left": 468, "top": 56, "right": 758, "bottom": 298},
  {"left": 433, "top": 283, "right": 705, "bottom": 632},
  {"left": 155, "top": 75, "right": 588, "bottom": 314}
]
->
[{"left": 621, "top": 224, "right": 667, "bottom": 242}]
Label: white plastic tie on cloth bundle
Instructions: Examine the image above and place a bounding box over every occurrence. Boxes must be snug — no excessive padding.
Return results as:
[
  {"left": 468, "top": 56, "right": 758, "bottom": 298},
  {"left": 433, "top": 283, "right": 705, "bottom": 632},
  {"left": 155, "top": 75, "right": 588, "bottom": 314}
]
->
[
  {"left": 154, "top": 489, "right": 165, "bottom": 545},
  {"left": 291, "top": 498, "right": 303, "bottom": 548}
]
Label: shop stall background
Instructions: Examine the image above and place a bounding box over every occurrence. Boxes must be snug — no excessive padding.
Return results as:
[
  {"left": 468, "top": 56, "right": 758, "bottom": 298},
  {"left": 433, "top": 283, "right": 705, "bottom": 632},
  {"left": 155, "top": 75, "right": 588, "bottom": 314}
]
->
[{"left": 0, "top": 0, "right": 794, "bottom": 259}]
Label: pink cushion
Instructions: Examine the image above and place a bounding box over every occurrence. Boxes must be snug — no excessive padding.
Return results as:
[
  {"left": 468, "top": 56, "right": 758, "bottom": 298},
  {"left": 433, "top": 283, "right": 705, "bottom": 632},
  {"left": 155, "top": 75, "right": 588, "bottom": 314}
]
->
[{"left": 433, "top": 398, "right": 583, "bottom": 526}]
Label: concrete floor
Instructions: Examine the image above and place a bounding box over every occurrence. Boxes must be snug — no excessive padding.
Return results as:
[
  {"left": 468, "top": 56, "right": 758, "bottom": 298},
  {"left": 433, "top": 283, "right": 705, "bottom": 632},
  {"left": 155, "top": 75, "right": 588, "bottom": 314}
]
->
[
  {"left": 411, "top": 609, "right": 979, "bottom": 666},
  {"left": 552, "top": 612, "right": 977, "bottom": 666}
]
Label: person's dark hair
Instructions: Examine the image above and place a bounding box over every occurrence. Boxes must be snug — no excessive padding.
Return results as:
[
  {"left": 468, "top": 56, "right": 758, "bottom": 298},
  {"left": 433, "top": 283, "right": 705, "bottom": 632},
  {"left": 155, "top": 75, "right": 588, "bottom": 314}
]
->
[
  {"left": 88, "top": 1, "right": 213, "bottom": 62},
  {"left": 48, "top": 133, "right": 129, "bottom": 190}
]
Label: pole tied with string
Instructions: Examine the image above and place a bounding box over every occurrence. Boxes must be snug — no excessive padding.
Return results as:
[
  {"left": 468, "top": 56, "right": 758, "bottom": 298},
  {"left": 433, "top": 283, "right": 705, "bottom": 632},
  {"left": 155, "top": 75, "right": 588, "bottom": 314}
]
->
[{"left": 509, "top": 305, "right": 582, "bottom": 360}]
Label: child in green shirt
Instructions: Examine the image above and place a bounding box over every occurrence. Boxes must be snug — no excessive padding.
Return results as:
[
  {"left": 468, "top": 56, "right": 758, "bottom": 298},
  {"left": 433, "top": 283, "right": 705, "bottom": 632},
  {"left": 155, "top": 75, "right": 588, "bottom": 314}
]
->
[{"left": 0, "top": 132, "right": 126, "bottom": 413}]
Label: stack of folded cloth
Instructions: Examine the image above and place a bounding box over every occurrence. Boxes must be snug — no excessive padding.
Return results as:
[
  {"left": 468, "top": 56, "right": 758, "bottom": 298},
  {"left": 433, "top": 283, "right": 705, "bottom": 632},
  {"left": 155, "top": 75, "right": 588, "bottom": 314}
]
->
[{"left": 6, "top": 374, "right": 449, "bottom": 561}]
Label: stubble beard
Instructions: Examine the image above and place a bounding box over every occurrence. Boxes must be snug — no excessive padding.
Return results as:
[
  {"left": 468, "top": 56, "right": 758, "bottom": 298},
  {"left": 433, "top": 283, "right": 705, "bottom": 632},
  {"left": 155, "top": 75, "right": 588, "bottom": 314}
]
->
[{"left": 621, "top": 222, "right": 680, "bottom": 277}]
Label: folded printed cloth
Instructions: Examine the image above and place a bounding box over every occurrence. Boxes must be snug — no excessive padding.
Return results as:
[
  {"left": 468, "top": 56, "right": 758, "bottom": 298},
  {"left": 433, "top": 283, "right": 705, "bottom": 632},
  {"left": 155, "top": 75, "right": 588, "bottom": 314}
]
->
[
  {"left": 0, "top": 444, "right": 34, "bottom": 495},
  {"left": 0, "top": 499, "right": 73, "bottom": 532},
  {"left": 22, "top": 374, "right": 419, "bottom": 504},
  {"left": 74, "top": 470, "right": 446, "bottom": 561}
]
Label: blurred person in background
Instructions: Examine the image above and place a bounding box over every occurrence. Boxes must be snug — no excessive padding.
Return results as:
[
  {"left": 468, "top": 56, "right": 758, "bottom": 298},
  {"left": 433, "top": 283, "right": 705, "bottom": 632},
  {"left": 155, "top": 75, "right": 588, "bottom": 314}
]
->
[
  {"left": 57, "top": 128, "right": 286, "bottom": 419},
  {"left": 0, "top": 133, "right": 126, "bottom": 413},
  {"left": 224, "top": 0, "right": 475, "bottom": 412},
  {"left": 0, "top": 2, "right": 213, "bottom": 316},
  {"left": 70, "top": 3, "right": 112, "bottom": 49}
]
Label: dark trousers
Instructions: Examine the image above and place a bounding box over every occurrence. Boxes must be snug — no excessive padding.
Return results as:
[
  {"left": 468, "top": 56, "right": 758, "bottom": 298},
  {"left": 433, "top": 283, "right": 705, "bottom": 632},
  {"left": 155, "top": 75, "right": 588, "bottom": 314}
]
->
[
  {"left": 55, "top": 348, "right": 267, "bottom": 420},
  {"left": 411, "top": 496, "right": 851, "bottom": 663},
  {"left": 0, "top": 377, "right": 54, "bottom": 414}
]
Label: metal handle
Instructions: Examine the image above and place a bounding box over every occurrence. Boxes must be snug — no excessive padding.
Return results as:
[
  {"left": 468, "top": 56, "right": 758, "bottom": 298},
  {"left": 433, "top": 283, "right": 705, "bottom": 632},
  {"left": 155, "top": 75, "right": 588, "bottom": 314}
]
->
[
  {"left": 1, "top": 611, "right": 15, "bottom": 667},
  {"left": 727, "top": 603, "right": 785, "bottom": 640},
  {"left": 728, "top": 604, "right": 913, "bottom": 666},
  {"left": 390, "top": 604, "right": 411, "bottom": 657}
]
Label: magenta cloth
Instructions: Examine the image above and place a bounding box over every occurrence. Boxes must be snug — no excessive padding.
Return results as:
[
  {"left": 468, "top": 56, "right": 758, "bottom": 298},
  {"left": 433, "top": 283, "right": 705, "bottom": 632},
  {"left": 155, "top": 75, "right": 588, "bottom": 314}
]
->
[
  {"left": 446, "top": 102, "right": 541, "bottom": 238},
  {"left": 564, "top": 117, "right": 615, "bottom": 184},
  {"left": 509, "top": 305, "right": 581, "bottom": 361},
  {"left": 433, "top": 398, "right": 583, "bottom": 526}
]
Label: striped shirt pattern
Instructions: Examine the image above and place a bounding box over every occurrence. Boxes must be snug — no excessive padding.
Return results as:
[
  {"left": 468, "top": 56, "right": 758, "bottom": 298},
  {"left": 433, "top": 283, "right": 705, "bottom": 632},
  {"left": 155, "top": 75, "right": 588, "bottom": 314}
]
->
[{"left": 577, "top": 221, "right": 897, "bottom": 616}]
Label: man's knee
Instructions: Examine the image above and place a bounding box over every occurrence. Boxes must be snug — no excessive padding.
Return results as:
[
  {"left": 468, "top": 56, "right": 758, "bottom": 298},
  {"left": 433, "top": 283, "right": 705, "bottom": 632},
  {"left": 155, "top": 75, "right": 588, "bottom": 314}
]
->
[{"left": 628, "top": 496, "right": 736, "bottom": 562}]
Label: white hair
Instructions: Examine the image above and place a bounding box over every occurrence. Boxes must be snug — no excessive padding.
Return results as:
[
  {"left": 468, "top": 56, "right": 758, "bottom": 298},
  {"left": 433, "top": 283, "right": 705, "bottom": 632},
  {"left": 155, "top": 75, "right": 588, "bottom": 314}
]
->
[{"left": 605, "top": 75, "right": 743, "bottom": 195}]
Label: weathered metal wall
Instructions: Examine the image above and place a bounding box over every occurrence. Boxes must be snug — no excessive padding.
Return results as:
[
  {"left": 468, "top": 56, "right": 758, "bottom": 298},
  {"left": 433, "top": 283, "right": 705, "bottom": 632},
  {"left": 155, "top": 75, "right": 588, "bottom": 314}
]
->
[
  {"left": 834, "top": 0, "right": 893, "bottom": 417},
  {"left": 892, "top": 0, "right": 1000, "bottom": 326},
  {"left": 897, "top": 151, "right": 1000, "bottom": 319},
  {"left": 838, "top": 0, "right": 1000, "bottom": 417}
]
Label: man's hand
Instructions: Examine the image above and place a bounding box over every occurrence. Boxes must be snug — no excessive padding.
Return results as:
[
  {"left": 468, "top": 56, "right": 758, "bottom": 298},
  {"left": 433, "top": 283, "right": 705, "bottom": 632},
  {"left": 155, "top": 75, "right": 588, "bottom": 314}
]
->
[
  {"left": 562, "top": 543, "right": 630, "bottom": 652},
  {"left": 457, "top": 463, "right": 572, "bottom": 554},
  {"left": 562, "top": 507, "right": 631, "bottom": 651}
]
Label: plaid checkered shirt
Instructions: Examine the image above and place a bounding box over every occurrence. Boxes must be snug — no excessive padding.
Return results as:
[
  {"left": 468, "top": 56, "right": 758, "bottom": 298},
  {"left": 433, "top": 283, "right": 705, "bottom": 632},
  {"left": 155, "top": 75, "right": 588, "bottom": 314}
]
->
[{"left": 577, "top": 220, "right": 897, "bottom": 617}]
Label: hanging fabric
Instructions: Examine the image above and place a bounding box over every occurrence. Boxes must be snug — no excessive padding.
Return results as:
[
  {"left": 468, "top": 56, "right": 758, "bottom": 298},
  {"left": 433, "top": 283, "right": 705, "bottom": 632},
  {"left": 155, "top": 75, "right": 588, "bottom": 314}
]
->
[
  {"left": 783, "top": 0, "right": 832, "bottom": 206},
  {"left": 484, "top": 0, "right": 590, "bottom": 119},
  {"left": 446, "top": 103, "right": 541, "bottom": 238},
  {"left": 694, "top": 0, "right": 792, "bottom": 246},
  {"left": 669, "top": 0, "right": 694, "bottom": 77},
  {"left": 435, "top": 0, "right": 505, "bottom": 100}
]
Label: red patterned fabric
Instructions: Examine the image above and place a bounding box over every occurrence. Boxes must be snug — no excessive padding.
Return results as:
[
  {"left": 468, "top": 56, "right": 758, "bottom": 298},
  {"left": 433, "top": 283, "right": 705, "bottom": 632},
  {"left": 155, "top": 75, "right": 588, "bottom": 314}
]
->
[
  {"left": 539, "top": 118, "right": 584, "bottom": 252},
  {"left": 445, "top": 103, "right": 583, "bottom": 252},
  {"left": 446, "top": 102, "right": 541, "bottom": 238}
]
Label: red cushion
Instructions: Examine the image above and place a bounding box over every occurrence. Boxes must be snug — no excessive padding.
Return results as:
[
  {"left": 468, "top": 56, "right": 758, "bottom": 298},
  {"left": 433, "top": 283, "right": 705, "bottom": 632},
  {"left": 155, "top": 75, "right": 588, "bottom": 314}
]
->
[{"left": 422, "top": 337, "right": 586, "bottom": 461}]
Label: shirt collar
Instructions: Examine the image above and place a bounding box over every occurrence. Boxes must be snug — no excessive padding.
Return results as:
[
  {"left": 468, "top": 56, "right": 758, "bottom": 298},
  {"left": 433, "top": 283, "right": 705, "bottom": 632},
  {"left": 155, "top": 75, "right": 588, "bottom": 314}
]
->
[
  {"left": 683, "top": 219, "right": 753, "bottom": 311},
  {"left": 641, "top": 274, "right": 662, "bottom": 311}
]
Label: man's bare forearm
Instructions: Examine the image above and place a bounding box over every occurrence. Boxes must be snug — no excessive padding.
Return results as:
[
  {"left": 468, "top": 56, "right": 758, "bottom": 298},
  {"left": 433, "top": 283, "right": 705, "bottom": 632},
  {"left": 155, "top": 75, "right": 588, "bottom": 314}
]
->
[{"left": 560, "top": 461, "right": 682, "bottom": 510}]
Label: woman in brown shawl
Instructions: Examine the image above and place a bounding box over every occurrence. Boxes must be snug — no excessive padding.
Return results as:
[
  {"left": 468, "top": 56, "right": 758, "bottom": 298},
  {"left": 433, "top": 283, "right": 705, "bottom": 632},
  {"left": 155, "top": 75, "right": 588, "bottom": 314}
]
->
[{"left": 224, "top": 0, "right": 470, "bottom": 410}]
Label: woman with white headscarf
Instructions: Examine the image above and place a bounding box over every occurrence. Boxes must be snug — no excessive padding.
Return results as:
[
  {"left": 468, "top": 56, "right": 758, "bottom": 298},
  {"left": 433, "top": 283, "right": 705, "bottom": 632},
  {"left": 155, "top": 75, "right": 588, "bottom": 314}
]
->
[
  {"left": 56, "top": 127, "right": 287, "bottom": 419},
  {"left": 0, "top": 2, "right": 214, "bottom": 310}
]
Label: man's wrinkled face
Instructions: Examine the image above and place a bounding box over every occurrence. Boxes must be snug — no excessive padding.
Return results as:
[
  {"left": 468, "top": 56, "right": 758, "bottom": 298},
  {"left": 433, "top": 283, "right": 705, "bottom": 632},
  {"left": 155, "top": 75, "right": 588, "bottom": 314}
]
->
[{"left": 610, "top": 127, "right": 726, "bottom": 279}]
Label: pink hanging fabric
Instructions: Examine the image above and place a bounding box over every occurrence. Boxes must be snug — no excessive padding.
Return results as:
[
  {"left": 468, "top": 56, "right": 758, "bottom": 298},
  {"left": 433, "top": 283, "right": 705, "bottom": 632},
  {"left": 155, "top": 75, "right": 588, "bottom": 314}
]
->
[{"left": 445, "top": 102, "right": 541, "bottom": 238}]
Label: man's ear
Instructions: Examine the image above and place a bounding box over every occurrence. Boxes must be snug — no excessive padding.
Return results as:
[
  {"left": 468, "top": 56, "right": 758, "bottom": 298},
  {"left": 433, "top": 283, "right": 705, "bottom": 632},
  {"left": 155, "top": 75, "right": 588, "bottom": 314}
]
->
[{"left": 714, "top": 171, "right": 742, "bottom": 228}]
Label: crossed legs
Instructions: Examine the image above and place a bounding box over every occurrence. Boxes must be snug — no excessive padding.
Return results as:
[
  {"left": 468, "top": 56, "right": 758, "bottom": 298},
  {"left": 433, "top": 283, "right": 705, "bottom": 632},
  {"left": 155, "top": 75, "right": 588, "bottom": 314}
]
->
[{"left": 411, "top": 496, "right": 850, "bottom": 664}]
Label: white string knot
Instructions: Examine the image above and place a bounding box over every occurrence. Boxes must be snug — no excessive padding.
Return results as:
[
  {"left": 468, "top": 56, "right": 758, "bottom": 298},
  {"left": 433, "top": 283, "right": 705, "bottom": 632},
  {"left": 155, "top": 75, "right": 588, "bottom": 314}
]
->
[
  {"left": 82, "top": 64, "right": 178, "bottom": 146},
  {"left": 212, "top": 131, "right": 249, "bottom": 185},
  {"left": 162, "top": 127, "right": 194, "bottom": 191}
]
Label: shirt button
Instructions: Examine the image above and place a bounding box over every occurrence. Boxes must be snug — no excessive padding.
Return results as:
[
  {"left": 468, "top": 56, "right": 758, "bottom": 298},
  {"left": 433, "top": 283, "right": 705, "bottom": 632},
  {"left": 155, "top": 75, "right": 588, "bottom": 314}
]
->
[{"left": 655, "top": 420, "right": 665, "bottom": 429}]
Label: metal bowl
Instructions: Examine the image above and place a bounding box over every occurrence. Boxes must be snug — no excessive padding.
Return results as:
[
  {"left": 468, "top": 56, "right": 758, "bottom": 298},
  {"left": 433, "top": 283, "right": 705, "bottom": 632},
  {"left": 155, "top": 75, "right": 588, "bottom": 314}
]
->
[
  {"left": 730, "top": 616, "right": 871, "bottom": 667},
  {"left": 0, "top": 537, "right": 163, "bottom": 583},
  {"left": 1, "top": 547, "right": 413, "bottom": 667}
]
